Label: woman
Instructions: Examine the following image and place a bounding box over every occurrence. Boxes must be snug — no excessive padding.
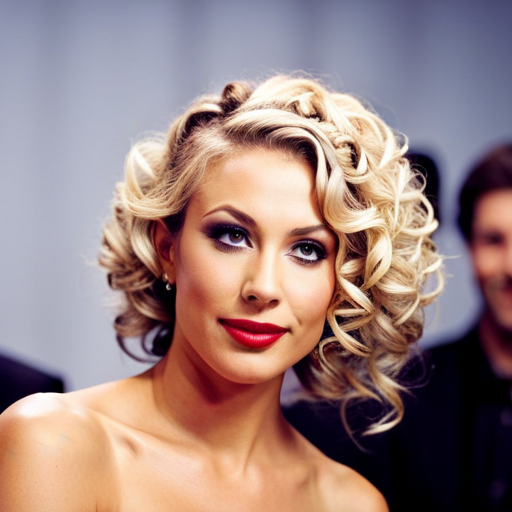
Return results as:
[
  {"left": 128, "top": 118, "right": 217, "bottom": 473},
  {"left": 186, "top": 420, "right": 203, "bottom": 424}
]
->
[{"left": 0, "top": 75, "right": 442, "bottom": 511}]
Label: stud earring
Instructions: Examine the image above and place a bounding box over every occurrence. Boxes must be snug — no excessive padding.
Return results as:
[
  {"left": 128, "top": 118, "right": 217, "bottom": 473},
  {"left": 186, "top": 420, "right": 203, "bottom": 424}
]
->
[{"left": 162, "top": 272, "right": 173, "bottom": 291}]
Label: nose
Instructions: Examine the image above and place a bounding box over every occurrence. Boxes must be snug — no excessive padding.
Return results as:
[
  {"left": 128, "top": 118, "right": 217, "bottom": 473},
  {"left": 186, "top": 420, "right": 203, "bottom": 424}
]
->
[{"left": 241, "top": 250, "right": 282, "bottom": 307}]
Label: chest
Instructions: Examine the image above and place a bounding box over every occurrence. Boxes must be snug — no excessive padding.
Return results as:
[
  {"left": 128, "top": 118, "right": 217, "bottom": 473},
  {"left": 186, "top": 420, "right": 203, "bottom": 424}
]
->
[{"left": 108, "top": 441, "right": 326, "bottom": 512}]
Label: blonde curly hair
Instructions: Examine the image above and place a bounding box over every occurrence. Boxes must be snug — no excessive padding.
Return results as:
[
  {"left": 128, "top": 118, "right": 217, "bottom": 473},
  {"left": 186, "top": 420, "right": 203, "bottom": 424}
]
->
[{"left": 100, "top": 75, "right": 443, "bottom": 433}]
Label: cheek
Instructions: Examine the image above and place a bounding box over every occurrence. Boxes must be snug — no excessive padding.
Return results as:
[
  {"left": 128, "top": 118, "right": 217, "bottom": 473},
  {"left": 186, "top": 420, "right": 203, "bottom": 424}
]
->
[
  {"left": 288, "top": 268, "right": 335, "bottom": 328},
  {"left": 472, "top": 247, "right": 501, "bottom": 281},
  {"left": 175, "top": 245, "right": 241, "bottom": 309}
]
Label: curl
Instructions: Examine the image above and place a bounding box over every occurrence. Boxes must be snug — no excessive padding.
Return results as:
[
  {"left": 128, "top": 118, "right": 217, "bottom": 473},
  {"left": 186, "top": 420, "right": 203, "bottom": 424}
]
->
[{"left": 99, "top": 74, "right": 443, "bottom": 434}]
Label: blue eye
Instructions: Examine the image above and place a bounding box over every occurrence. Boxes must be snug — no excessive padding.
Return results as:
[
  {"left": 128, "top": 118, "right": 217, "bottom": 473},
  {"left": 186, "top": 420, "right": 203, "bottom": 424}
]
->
[
  {"left": 289, "top": 242, "right": 326, "bottom": 264},
  {"left": 207, "top": 224, "right": 251, "bottom": 251}
]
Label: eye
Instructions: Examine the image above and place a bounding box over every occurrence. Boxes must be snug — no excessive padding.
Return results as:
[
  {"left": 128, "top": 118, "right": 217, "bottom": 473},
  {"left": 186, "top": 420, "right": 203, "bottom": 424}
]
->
[
  {"left": 483, "top": 234, "right": 504, "bottom": 246},
  {"left": 474, "top": 231, "right": 504, "bottom": 247},
  {"left": 206, "top": 223, "right": 252, "bottom": 251},
  {"left": 289, "top": 241, "right": 327, "bottom": 265},
  {"left": 218, "top": 229, "right": 249, "bottom": 247}
]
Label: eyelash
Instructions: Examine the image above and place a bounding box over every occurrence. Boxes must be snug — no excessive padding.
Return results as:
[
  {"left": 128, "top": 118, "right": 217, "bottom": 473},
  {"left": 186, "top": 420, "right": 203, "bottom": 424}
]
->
[
  {"left": 207, "top": 224, "right": 252, "bottom": 252},
  {"left": 205, "top": 224, "right": 327, "bottom": 265},
  {"left": 289, "top": 241, "right": 327, "bottom": 265}
]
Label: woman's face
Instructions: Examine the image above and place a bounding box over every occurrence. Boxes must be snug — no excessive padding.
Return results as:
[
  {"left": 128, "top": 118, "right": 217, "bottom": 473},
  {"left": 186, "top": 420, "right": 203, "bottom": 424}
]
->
[{"left": 157, "top": 147, "right": 337, "bottom": 385}]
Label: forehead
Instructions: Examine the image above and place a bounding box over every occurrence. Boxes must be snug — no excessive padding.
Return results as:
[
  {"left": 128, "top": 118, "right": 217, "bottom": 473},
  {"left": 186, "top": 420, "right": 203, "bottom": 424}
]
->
[
  {"left": 202, "top": 146, "right": 310, "bottom": 182},
  {"left": 191, "top": 147, "right": 324, "bottom": 224},
  {"left": 473, "top": 189, "right": 512, "bottom": 232}
]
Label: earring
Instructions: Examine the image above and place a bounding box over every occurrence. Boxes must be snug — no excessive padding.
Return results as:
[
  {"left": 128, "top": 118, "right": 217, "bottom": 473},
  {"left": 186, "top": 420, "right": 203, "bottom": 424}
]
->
[{"left": 162, "top": 272, "right": 173, "bottom": 291}]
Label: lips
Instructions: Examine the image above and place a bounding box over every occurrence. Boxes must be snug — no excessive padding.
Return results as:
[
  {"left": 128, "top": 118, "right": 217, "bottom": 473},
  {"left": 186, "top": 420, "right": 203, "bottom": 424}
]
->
[{"left": 219, "top": 319, "right": 288, "bottom": 349}]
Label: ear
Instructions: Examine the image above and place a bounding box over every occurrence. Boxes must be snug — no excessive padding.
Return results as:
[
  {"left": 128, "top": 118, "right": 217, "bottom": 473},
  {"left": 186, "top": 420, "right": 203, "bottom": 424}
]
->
[{"left": 153, "top": 220, "right": 176, "bottom": 279}]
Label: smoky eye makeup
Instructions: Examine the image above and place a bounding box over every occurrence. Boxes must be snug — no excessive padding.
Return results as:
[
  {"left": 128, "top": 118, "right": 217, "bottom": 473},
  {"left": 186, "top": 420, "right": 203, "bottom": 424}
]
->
[
  {"left": 203, "top": 217, "right": 332, "bottom": 264},
  {"left": 288, "top": 240, "right": 328, "bottom": 265},
  {"left": 204, "top": 222, "right": 252, "bottom": 251}
]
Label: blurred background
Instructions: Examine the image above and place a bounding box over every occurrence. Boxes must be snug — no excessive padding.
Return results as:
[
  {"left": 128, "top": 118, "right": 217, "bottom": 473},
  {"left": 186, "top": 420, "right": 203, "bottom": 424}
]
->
[{"left": 1, "top": 0, "right": 511, "bottom": 391}]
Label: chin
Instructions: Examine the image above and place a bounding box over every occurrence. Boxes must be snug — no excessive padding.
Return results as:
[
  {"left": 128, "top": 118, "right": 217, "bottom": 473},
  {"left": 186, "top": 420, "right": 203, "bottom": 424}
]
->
[{"left": 212, "top": 357, "right": 288, "bottom": 387}]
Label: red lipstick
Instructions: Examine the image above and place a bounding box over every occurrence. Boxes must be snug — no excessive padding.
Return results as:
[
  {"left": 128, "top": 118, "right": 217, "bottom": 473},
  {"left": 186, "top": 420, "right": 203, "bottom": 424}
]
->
[{"left": 219, "top": 319, "right": 288, "bottom": 349}]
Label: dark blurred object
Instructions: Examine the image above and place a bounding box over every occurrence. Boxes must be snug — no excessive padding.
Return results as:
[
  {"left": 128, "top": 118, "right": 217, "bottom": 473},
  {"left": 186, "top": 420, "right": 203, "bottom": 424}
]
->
[
  {"left": 0, "top": 353, "right": 65, "bottom": 413},
  {"left": 407, "top": 151, "right": 442, "bottom": 226}
]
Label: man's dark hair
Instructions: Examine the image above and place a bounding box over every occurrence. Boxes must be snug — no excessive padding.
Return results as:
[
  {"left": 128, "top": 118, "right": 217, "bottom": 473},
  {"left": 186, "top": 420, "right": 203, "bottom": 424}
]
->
[
  {"left": 457, "top": 143, "right": 512, "bottom": 241},
  {"left": 407, "top": 151, "right": 442, "bottom": 226}
]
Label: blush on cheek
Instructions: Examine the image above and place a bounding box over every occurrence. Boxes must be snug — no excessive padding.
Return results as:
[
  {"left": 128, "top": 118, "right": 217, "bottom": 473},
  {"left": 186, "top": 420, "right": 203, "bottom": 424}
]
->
[
  {"left": 293, "top": 291, "right": 331, "bottom": 332},
  {"left": 302, "top": 279, "right": 334, "bottom": 310},
  {"left": 177, "top": 251, "right": 240, "bottom": 308}
]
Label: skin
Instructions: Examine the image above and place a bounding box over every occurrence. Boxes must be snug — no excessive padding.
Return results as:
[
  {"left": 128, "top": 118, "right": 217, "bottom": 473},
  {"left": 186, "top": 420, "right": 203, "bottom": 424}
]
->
[
  {"left": 469, "top": 188, "right": 512, "bottom": 377},
  {"left": 0, "top": 148, "right": 387, "bottom": 512}
]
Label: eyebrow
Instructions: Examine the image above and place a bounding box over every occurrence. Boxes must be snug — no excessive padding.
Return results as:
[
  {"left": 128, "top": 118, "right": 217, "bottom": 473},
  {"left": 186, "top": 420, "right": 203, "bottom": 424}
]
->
[
  {"left": 203, "top": 205, "right": 331, "bottom": 237},
  {"left": 203, "top": 205, "right": 256, "bottom": 227},
  {"left": 288, "top": 225, "right": 330, "bottom": 237}
]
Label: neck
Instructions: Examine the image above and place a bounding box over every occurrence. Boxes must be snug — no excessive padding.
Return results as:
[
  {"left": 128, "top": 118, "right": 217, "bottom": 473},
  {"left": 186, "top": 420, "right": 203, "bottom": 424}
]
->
[
  {"left": 479, "top": 311, "right": 512, "bottom": 378},
  {"left": 149, "top": 341, "right": 293, "bottom": 463}
]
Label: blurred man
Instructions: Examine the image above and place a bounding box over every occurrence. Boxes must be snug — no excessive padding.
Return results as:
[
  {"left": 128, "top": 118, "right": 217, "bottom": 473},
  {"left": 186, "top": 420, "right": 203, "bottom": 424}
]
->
[{"left": 284, "top": 143, "right": 512, "bottom": 512}]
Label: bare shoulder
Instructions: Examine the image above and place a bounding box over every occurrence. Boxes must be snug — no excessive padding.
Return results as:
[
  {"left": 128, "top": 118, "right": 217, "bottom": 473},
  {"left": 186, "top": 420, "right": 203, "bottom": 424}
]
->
[
  {"left": 296, "top": 435, "right": 388, "bottom": 512},
  {"left": 319, "top": 458, "right": 388, "bottom": 512},
  {"left": 0, "top": 392, "right": 118, "bottom": 511}
]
